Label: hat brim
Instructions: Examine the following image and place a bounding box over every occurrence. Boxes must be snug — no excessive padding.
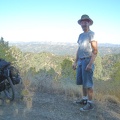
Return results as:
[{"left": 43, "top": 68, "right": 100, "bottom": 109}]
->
[{"left": 78, "top": 18, "right": 93, "bottom": 25}]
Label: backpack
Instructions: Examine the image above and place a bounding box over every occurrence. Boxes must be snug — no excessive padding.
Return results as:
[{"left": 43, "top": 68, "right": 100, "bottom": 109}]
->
[
  {"left": 10, "top": 66, "right": 21, "bottom": 85},
  {"left": 0, "top": 59, "right": 21, "bottom": 85},
  {"left": 0, "top": 59, "right": 10, "bottom": 70},
  {"left": 0, "top": 59, "right": 10, "bottom": 82}
]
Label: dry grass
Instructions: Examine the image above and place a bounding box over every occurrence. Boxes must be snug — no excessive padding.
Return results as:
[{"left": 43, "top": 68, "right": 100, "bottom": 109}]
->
[
  {"left": 20, "top": 72, "right": 120, "bottom": 104},
  {"left": 94, "top": 79, "right": 120, "bottom": 101},
  {"left": 12, "top": 72, "right": 120, "bottom": 120}
]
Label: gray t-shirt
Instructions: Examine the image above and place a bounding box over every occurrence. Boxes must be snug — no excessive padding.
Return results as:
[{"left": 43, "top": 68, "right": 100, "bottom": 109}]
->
[{"left": 77, "top": 30, "right": 96, "bottom": 58}]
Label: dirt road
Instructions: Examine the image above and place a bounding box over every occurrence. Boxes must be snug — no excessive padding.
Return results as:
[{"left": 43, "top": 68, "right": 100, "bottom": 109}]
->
[{"left": 0, "top": 90, "right": 120, "bottom": 120}]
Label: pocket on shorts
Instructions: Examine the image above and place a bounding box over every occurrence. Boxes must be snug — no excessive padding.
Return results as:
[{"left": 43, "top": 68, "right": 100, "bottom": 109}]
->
[{"left": 85, "top": 58, "right": 94, "bottom": 73}]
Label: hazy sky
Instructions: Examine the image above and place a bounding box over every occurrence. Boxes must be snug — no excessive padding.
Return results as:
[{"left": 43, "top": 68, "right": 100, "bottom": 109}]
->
[{"left": 0, "top": 0, "right": 120, "bottom": 44}]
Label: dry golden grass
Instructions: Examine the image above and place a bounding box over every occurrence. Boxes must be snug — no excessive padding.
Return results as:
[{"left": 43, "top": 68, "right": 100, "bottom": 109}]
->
[
  {"left": 12, "top": 72, "right": 120, "bottom": 120},
  {"left": 20, "top": 72, "right": 120, "bottom": 104},
  {"left": 94, "top": 79, "right": 120, "bottom": 101}
]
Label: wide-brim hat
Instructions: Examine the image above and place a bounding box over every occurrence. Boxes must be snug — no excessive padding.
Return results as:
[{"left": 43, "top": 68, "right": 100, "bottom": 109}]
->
[{"left": 78, "top": 14, "right": 93, "bottom": 25}]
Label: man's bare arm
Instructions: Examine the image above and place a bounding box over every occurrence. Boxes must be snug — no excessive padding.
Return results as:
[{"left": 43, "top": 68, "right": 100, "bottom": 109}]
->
[{"left": 86, "top": 41, "right": 98, "bottom": 70}]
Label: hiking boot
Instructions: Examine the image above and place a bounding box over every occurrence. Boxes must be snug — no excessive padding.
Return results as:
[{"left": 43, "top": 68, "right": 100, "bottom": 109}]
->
[
  {"left": 74, "top": 99, "right": 87, "bottom": 105},
  {"left": 80, "top": 102, "right": 94, "bottom": 111}
]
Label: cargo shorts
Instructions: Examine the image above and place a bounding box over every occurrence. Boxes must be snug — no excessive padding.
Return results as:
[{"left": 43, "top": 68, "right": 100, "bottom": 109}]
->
[{"left": 76, "top": 58, "right": 94, "bottom": 88}]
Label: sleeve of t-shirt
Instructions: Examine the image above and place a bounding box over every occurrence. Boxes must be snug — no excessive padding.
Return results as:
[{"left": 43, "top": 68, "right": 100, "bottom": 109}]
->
[{"left": 90, "top": 32, "right": 97, "bottom": 42}]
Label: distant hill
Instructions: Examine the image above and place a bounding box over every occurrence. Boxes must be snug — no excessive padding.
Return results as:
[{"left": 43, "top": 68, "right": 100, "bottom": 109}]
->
[{"left": 9, "top": 42, "right": 120, "bottom": 56}]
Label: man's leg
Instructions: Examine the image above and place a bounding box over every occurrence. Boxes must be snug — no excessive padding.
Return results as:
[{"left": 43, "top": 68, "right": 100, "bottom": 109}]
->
[
  {"left": 80, "top": 58, "right": 94, "bottom": 111},
  {"left": 80, "top": 87, "right": 94, "bottom": 111},
  {"left": 75, "top": 87, "right": 88, "bottom": 105},
  {"left": 77, "top": 87, "right": 88, "bottom": 104},
  {"left": 83, "top": 87, "right": 87, "bottom": 97},
  {"left": 87, "top": 87, "right": 93, "bottom": 101}
]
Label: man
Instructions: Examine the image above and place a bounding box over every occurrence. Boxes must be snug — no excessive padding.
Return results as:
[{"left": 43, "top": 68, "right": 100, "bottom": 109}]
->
[{"left": 72, "top": 14, "right": 98, "bottom": 111}]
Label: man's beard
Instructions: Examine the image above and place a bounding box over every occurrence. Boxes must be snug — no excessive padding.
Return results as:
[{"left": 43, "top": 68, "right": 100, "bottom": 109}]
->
[
  {"left": 82, "top": 25, "right": 87, "bottom": 29},
  {"left": 81, "top": 25, "right": 89, "bottom": 32}
]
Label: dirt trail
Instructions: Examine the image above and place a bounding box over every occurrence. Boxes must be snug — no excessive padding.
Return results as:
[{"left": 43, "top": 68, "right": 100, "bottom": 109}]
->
[{"left": 0, "top": 90, "right": 120, "bottom": 120}]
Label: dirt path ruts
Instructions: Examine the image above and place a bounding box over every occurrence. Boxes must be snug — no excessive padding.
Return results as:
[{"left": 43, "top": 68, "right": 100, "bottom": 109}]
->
[{"left": 0, "top": 91, "right": 120, "bottom": 120}]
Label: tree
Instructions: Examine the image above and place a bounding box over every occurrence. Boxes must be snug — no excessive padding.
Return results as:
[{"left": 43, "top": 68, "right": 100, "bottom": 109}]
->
[
  {"left": 111, "top": 61, "right": 120, "bottom": 81},
  {"left": 0, "top": 37, "right": 14, "bottom": 61},
  {"left": 61, "top": 58, "right": 76, "bottom": 79}
]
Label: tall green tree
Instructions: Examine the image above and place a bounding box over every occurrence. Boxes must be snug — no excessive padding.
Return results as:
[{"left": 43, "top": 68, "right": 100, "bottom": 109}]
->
[
  {"left": 61, "top": 58, "right": 76, "bottom": 79},
  {"left": 0, "top": 37, "right": 14, "bottom": 61}
]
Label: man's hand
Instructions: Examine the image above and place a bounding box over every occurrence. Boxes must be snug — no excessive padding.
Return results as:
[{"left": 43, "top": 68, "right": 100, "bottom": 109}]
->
[
  {"left": 72, "top": 62, "right": 77, "bottom": 70},
  {"left": 85, "top": 64, "right": 92, "bottom": 71}
]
